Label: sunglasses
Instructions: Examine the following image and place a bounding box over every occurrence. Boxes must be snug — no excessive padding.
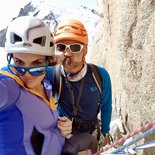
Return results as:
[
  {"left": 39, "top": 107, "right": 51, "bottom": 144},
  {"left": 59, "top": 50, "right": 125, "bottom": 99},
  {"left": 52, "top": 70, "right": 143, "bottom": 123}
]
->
[
  {"left": 8, "top": 64, "right": 48, "bottom": 76},
  {"left": 56, "top": 43, "right": 84, "bottom": 53}
]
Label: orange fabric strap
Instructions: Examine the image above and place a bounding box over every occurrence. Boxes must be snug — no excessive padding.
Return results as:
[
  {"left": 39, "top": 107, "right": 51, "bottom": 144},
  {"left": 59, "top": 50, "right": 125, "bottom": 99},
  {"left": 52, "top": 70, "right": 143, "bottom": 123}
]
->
[{"left": 0, "top": 70, "right": 56, "bottom": 111}]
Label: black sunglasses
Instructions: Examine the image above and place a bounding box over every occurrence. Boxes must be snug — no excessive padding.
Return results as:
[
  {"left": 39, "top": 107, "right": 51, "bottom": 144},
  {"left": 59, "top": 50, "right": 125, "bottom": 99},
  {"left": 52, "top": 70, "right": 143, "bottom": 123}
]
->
[
  {"left": 56, "top": 43, "right": 84, "bottom": 53},
  {"left": 8, "top": 63, "right": 48, "bottom": 76}
]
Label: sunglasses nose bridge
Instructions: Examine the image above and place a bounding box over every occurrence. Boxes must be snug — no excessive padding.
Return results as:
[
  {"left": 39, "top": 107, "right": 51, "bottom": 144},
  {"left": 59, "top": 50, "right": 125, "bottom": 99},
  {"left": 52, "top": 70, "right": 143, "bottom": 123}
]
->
[
  {"left": 24, "top": 69, "right": 32, "bottom": 77},
  {"left": 65, "top": 44, "right": 71, "bottom": 50},
  {"left": 63, "top": 45, "right": 72, "bottom": 54}
]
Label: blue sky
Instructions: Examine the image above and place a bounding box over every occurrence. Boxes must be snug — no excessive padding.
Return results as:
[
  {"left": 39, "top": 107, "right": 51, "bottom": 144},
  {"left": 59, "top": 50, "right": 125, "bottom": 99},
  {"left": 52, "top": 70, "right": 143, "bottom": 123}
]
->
[{"left": 0, "top": 0, "right": 97, "bottom": 29}]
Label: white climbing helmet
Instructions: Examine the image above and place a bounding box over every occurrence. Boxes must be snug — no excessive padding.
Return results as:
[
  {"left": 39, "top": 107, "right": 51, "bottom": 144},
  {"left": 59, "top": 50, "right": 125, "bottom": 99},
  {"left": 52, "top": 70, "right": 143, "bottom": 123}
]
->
[{"left": 5, "top": 16, "right": 55, "bottom": 56}]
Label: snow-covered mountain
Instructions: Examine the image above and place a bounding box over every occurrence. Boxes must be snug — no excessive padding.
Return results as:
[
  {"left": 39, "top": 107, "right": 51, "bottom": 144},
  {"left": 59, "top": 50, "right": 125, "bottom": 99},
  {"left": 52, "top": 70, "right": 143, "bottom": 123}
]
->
[{"left": 0, "top": 0, "right": 99, "bottom": 47}]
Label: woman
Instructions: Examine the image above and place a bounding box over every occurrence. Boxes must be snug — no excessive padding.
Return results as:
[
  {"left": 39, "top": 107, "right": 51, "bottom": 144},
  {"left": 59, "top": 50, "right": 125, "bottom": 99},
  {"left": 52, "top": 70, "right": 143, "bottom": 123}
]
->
[{"left": 0, "top": 16, "right": 71, "bottom": 155}]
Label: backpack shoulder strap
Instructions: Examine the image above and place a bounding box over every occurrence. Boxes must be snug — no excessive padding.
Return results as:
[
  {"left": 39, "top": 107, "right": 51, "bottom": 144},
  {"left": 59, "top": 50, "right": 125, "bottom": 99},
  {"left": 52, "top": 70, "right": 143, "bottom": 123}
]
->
[
  {"left": 87, "top": 64, "right": 103, "bottom": 140},
  {"left": 87, "top": 63, "right": 102, "bottom": 94},
  {"left": 53, "top": 64, "right": 62, "bottom": 100},
  {"left": 53, "top": 63, "right": 103, "bottom": 98}
]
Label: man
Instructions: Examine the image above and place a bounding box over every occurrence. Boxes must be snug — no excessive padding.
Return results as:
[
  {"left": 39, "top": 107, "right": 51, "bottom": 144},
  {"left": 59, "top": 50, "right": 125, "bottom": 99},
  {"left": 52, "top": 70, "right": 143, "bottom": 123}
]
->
[{"left": 47, "top": 18, "right": 112, "bottom": 154}]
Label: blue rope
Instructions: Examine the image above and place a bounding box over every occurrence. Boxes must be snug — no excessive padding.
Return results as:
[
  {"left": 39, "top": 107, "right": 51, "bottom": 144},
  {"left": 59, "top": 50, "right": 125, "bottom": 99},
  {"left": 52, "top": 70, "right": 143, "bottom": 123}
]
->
[
  {"left": 114, "top": 140, "right": 155, "bottom": 154},
  {"left": 135, "top": 140, "right": 155, "bottom": 150},
  {"left": 109, "top": 126, "right": 155, "bottom": 154}
]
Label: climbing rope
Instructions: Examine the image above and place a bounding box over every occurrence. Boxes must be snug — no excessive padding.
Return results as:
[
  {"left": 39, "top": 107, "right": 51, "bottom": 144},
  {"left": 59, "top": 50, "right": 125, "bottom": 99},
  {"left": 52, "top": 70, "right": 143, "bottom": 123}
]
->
[
  {"left": 94, "top": 120, "right": 155, "bottom": 155},
  {"left": 112, "top": 140, "right": 155, "bottom": 154},
  {"left": 111, "top": 126, "right": 155, "bottom": 154}
]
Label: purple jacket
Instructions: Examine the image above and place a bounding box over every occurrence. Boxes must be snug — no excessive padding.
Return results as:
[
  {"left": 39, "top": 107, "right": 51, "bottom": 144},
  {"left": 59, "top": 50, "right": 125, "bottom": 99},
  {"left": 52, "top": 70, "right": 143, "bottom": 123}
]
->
[{"left": 0, "top": 71, "right": 65, "bottom": 155}]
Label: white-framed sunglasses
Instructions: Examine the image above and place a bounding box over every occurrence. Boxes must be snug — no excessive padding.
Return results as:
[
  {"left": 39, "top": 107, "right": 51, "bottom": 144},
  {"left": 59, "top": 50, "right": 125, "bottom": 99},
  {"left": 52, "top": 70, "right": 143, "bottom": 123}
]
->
[{"left": 56, "top": 43, "right": 84, "bottom": 53}]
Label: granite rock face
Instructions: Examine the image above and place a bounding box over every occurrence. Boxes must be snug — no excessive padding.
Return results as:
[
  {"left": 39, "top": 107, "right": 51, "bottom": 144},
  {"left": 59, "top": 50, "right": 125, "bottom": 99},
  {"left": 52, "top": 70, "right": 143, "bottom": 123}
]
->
[{"left": 90, "top": 0, "right": 155, "bottom": 154}]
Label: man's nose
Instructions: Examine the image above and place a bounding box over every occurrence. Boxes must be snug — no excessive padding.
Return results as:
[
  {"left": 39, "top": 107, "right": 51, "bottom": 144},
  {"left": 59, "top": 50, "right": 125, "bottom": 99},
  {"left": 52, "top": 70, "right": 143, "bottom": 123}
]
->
[{"left": 64, "top": 47, "right": 72, "bottom": 56}]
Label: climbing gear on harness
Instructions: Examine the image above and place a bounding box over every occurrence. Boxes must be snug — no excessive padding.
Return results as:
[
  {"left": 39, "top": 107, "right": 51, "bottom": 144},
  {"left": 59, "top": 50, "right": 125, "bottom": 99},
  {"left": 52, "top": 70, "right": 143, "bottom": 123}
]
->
[
  {"left": 97, "top": 133, "right": 113, "bottom": 151},
  {"left": 54, "top": 18, "right": 88, "bottom": 45},
  {"left": 5, "top": 16, "right": 55, "bottom": 56}
]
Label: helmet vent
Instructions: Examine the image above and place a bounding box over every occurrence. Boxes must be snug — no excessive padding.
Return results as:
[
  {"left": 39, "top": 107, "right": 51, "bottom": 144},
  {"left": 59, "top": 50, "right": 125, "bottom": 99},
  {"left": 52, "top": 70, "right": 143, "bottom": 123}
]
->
[
  {"left": 33, "top": 36, "right": 46, "bottom": 46},
  {"left": 50, "top": 42, "right": 54, "bottom": 47},
  {"left": 11, "top": 33, "right": 22, "bottom": 44}
]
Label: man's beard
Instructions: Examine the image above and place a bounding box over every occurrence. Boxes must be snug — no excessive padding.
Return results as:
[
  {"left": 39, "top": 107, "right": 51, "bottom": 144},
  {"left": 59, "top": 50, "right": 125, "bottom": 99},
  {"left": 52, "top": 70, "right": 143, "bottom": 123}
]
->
[
  {"left": 63, "top": 57, "right": 72, "bottom": 66},
  {"left": 62, "top": 57, "right": 79, "bottom": 72}
]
